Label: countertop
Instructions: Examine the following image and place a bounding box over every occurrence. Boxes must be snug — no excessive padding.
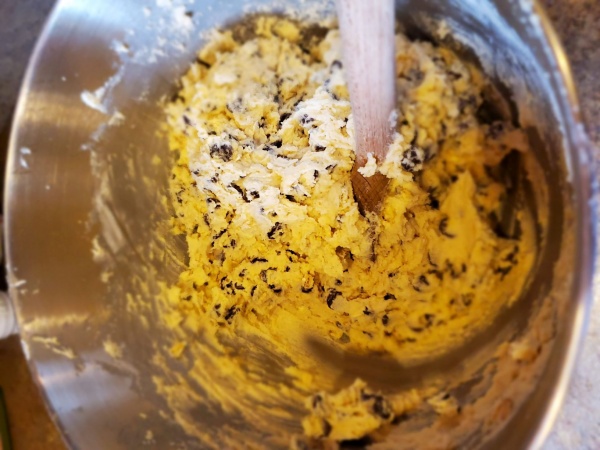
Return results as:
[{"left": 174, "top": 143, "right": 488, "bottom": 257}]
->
[{"left": 0, "top": 0, "right": 598, "bottom": 449}]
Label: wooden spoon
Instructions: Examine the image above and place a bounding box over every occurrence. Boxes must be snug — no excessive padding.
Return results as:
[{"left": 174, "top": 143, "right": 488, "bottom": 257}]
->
[{"left": 336, "top": 0, "right": 396, "bottom": 213}]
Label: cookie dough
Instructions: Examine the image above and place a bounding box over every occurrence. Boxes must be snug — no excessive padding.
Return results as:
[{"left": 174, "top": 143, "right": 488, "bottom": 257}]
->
[{"left": 164, "top": 16, "right": 536, "bottom": 446}]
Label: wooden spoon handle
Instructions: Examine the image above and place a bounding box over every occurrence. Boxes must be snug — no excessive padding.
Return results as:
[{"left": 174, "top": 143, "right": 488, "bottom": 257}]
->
[{"left": 336, "top": 0, "right": 396, "bottom": 167}]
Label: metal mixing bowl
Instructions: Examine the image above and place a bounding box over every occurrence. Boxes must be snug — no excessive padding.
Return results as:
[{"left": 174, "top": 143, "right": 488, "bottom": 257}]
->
[{"left": 5, "top": 0, "right": 594, "bottom": 448}]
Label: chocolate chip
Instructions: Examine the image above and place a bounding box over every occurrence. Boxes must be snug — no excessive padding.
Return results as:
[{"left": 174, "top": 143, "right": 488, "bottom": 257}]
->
[
  {"left": 428, "top": 253, "right": 437, "bottom": 267},
  {"left": 224, "top": 306, "right": 239, "bottom": 322},
  {"left": 250, "top": 257, "right": 268, "bottom": 263},
  {"left": 322, "top": 420, "right": 332, "bottom": 437},
  {"left": 312, "top": 394, "right": 322, "bottom": 409},
  {"left": 494, "top": 265, "right": 512, "bottom": 279},
  {"left": 428, "top": 269, "right": 443, "bottom": 280},
  {"left": 423, "top": 313, "right": 435, "bottom": 327},
  {"left": 459, "top": 95, "right": 477, "bottom": 112},
  {"left": 326, "top": 289, "right": 341, "bottom": 309},
  {"left": 340, "top": 437, "right": 373, "bottom": 448},
  {"left": 195, "top": 57, "right": 210, "bottom": 68},
  {"left": 267, "top": 222, "right": 282, "bottom": 239},
  {"left": 401, "top": 146, "right": 423, "bottom": 172},
  {"left": 286, "top": 249, "right": 301, "bottom": 264},
  {"left": 259, "top": 270, "right": 268, "bottom": 283},
  {"left": 279, "top": 112, "right": 291, "bottom": 124},
  {"left": 171, "top": 92, "right": 184, "bottom": 102},
  {"left": 210, "top": 142, "right": 233, "bottom": 162},
  {"left": 373, "top": 396, "right": 392, "bottom": 420},
  {"left": 446, "top": 261, "right": 461, "bottom": 279},
  {"left": 429, "top": 193, "right": 440, "bottom": 209},
  {"left": 299, "top": 114, "right": 314, "bottom": 126},
  {"left": 213, "top": 228, "right": 227, "bottom": 240},
  {"left": 447, "top": 70, "right": 462, "bottom": 80},
  {"left": 487, "top": 121, "right": 506, "bottom": 139},
  {"left": 407, "top": 68, "right": 424, "bottom": 83},
  {"left": 275, "top": 152, "right": 291, "bottom": 160},
  {"left": 230, "top": 183, "right": 250, "bottom": 202},
  {"left": 439, "top": 216, "right": 455, "bottom": 238}
]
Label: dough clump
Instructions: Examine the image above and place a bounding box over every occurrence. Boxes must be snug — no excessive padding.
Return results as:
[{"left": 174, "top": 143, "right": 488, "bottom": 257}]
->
[{"left": 165, "top": 16, "right": 536, "bottom": 446}]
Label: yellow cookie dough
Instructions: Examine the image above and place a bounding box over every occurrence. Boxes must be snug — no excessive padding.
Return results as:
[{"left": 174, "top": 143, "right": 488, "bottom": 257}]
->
[{"left": 164, "top": 16, "right": 536, "bottom": 446}]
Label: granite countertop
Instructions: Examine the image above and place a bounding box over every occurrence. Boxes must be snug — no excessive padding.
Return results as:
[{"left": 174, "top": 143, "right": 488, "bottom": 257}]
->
[
  {"left": 0, "top": 0, "right": 598, "bottom": 449},
  {"left": 540, "top": 2, "right": 600, "bottom": 448}
]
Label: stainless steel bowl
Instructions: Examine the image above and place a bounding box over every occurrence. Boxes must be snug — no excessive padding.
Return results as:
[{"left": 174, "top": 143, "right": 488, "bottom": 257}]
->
[{"left": 5, "top": 0, "right": 594, "bottom": 448}]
